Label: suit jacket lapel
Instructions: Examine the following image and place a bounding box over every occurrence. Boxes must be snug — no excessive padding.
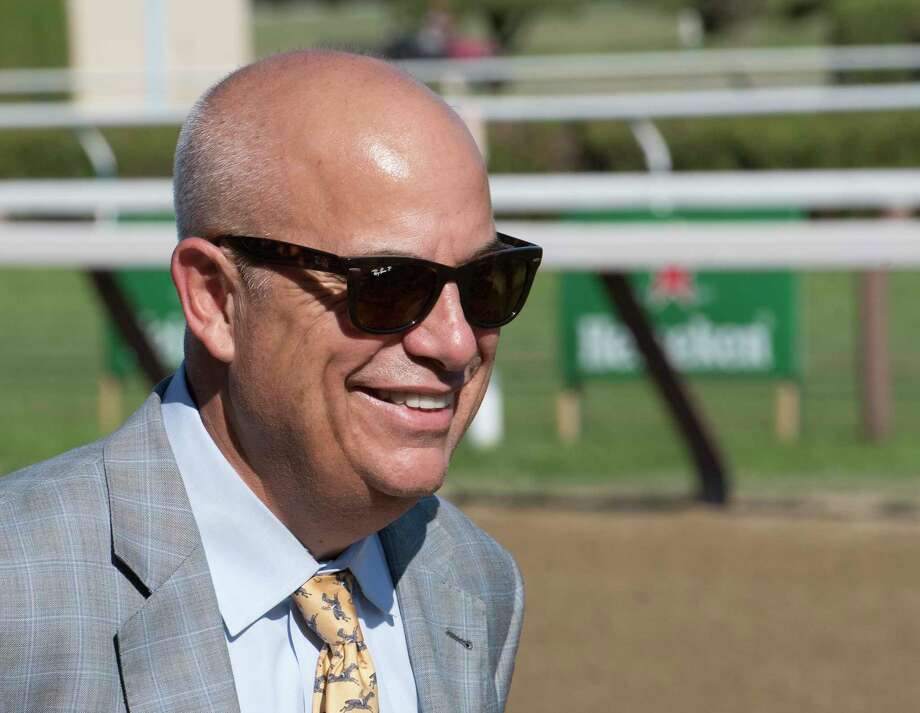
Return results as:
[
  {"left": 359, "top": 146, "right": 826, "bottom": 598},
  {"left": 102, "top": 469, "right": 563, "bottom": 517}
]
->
[
  {"left": 105, "top": 387, "right": 240, "bottom": 713},
  {"left": 380, "top": 501, "right": 489, "bottom": 713}
]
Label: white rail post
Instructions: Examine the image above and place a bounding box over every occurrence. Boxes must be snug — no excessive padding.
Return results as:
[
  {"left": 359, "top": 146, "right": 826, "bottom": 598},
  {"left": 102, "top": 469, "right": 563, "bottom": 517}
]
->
[{"left": 467, "top": 369, "right": 504, "bottom": 450}]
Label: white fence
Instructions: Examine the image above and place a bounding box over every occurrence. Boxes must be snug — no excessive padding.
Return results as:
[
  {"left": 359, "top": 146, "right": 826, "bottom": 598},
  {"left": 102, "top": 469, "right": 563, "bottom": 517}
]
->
[
  {"left": 2, "top": 46, "right": 918, "bottom": 272},
  {"left": 402, "top": 44, "right": 920, "bottom": 84},
  {"left": 3, "top": 44, "right": 920, "bottom": 95},
  {"left": 2, "top": 218, "right": 918, "bottom": 271},
  {"left": 3, "top": 169, "right": 920, "bottom": 215},
  {"left": 2, "top": 171, "right": 919, "bottom": 270},
  {"left": 4, "top": 81, "right": 920, "bottom": 130}
]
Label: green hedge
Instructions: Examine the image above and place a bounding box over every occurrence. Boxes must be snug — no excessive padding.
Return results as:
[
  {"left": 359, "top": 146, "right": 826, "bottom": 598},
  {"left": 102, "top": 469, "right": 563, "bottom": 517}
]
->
[
  {"left": 0, "top": 0, "right": 68, "bottom": 68},
  {"left": 488, "top": 112, "right": 920, "bottom": 173}
]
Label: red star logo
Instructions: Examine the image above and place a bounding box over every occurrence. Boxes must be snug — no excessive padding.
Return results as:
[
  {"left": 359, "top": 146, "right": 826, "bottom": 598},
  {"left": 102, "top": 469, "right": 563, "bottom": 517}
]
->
[{"left": 648, "top": 265, "right": 697, "bottom": 306}]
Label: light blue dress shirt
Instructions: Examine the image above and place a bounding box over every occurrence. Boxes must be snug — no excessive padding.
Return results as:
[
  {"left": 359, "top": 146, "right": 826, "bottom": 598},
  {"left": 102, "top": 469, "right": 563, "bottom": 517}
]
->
[{"left": 161, "top": 367, "right": 419, "bottom": 713}]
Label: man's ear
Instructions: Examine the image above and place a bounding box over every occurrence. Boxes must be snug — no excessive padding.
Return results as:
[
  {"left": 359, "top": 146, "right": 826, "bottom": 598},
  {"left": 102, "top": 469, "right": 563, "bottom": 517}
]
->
[{"left": 171, "top": 237, "right": 240, "bottom": 364}]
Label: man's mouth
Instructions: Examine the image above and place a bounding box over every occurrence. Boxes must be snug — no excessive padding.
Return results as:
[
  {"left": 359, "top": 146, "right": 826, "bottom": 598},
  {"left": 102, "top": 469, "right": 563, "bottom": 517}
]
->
[{"left": 364, "top": 389, "right": 456, "bottom": 411}]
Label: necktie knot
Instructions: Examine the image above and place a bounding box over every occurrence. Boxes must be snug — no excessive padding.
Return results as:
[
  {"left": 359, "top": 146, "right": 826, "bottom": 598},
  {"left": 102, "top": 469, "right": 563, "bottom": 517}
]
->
[{"left": 292, "top": 571, "right": 360, "bottom": 646}]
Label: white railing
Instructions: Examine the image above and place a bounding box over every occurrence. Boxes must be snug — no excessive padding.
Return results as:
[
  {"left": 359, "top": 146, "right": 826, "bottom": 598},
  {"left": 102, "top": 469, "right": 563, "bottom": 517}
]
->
[
  {"left": 3, "top": 82, "right": 920, "bottom": 130},
  {"left": 2, "top": 47, "right": 917, "bottom": 274},
  {"left": 3, "top": 170, "right": 920, "bottom": 216},
  {"left": 2, "top": 219, "right": 918, "bottom": 270},
  {"left": 2, "top": 172, "right": 919, "bottom": 270},
  {"left": 453, "top": 83, "right": 920, "bottom": 122},
  {"left": 401, "top": 44, "right": 920, "bottom": 84},
  {"left": 3, "top": 44, "right": 920, "bottom": 95}
]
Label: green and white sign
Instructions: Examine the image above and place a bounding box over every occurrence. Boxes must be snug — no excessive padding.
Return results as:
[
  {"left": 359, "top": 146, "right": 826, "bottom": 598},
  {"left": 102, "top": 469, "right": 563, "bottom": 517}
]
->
[
  {"left": 559, "top": 209, "right": 802, "bottom": 386},
  {"left": 104, "top": 269, "right": 185, "bottom": 377},
  {"left": 560, "top": 268, "right": 801, "bottom": 386}
]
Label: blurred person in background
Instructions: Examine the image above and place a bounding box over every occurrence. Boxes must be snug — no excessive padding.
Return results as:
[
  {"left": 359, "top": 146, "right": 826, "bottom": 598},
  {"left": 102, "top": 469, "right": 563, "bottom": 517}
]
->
[
  {"left": 0, "top": 49, "right": 541, "bottom": 713},
  {"left": 385, "top": 2, "right": 494, "bottom": 60}
]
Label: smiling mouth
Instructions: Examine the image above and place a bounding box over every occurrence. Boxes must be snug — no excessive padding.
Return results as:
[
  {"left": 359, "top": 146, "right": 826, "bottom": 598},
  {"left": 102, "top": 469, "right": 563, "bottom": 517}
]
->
[{"left": 364, "top": 388, "right": 456, "bottom": 411}]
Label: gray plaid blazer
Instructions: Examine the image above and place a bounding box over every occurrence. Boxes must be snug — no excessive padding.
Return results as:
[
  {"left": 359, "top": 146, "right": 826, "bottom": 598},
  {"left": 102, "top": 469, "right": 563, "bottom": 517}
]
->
[{"left": 0, "top": 384, "right": 524, "bottom": 713}]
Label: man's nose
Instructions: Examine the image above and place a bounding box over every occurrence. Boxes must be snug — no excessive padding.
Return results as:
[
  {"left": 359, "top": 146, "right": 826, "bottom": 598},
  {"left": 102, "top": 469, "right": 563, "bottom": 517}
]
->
[{"left": 402, "top": 282, "right": 479, "bottom": 372}]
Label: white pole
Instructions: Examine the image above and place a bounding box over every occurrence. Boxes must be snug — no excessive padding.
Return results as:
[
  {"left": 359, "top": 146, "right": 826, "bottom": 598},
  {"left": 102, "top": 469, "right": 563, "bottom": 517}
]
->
[{"left": 467, "top": 369, "right": 504, "bottom": 449}]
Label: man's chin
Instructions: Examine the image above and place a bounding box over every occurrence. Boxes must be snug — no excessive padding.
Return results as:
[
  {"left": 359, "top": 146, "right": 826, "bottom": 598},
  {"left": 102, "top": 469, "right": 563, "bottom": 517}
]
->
[
  {"left": 366, "top": 473, "right": 446, "bottom": 501},
  {"left": 358, "top": 450, "right": 449, "bottom": 501}
]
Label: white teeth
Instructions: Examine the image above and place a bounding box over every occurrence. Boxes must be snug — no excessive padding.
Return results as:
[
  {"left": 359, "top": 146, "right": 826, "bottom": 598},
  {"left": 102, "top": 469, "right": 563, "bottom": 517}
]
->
[
  {"left": 373, "top": 389, "right": 454, "bottom": 410},
  {"left": 418, "top": 395, "right": 443, "bottom": 409}
]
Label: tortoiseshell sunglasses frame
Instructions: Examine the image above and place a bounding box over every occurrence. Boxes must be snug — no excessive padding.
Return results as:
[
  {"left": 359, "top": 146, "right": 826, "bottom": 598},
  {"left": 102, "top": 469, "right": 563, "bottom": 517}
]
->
[{"left": 216, "top": 232, "right": 542, "bottom": 334}]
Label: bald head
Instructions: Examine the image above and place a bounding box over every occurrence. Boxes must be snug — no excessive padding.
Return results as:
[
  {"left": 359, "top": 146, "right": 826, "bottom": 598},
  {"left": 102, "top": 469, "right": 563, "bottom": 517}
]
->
[{"left": 173, "top": 50, "right": 488, "bottom": 248}]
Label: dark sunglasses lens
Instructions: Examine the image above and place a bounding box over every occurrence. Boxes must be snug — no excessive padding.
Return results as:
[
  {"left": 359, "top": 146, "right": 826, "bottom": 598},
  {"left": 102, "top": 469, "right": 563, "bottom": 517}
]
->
[
  {"left": 353, "top": 263, "right": 438, "bottom": 331},
  {"left": 466, "top": 253, "right": 531, "bottom": 326}
]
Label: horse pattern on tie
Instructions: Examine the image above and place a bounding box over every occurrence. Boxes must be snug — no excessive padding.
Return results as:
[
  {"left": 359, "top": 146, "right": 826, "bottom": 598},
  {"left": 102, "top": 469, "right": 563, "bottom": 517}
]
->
[{"left": 292, "top": 571, "right": 379, "bottom": 713}]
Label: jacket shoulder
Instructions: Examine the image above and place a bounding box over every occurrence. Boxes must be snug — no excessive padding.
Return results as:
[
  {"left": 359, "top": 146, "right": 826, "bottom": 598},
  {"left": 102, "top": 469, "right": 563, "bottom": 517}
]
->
[
  {"left": 0, "top": 439, "right": 110, "bottom": 542},
  {"left": 429, "top": 496, "right": 519, "bottom": 577},
  {"left": 397, "top": 495, "right": 522, "bottom": 594}
]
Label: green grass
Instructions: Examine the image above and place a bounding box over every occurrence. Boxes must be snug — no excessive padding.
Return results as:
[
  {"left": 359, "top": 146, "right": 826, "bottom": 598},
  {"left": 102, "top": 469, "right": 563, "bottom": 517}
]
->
[
  {"left": 2, "top": 267, "right": 918, "bottom": 498},
  {"left": 514, "top": 4, "right": 683, "bottom": 54},
  {"left": 253, "top": 1, "right": 396, "bottom": 56},
  {"left": 252, "top": 3, "right": 684, "bottom": 57},
  {"left": 708, "top": 12, "right": 828, "bottom": 49}
]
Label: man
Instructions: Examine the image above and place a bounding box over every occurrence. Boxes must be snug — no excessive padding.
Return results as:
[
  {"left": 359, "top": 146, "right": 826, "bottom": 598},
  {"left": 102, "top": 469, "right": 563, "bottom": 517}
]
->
[{"left": 0, "top": 51, "right": 540, "bottom": 712}]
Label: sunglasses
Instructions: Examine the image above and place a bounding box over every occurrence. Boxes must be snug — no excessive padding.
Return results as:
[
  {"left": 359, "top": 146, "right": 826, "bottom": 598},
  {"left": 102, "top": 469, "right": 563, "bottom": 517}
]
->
[{"left": 216, "top": 232, "right": 542, "bottom": 335}]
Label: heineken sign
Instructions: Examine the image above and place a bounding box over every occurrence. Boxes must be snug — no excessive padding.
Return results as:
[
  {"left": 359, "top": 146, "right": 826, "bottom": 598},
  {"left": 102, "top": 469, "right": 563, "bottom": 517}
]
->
[{"left": 560, "top": 268, "right": 800, "bottom": 385}]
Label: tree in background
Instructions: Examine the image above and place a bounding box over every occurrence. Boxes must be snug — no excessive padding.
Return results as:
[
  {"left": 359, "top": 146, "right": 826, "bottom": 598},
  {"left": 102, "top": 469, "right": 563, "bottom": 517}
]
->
[
  {"left": 764, "top": 0, "right": 920, "bottom": 44},
  {"left": 766, "top": 0, "right": 827, "bottom": 21},
  {"left": 825, "top": 0, "right": 920, "bottom": 45},
  {"left": 624, "top": 0, "right": 919, "bottom": 43}
]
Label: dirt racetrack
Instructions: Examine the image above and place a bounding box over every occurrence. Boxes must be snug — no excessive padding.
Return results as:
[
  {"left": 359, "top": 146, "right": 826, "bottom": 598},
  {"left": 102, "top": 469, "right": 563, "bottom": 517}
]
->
[{"left": 462, "top": 503, "right": 920, "bottom": 713}]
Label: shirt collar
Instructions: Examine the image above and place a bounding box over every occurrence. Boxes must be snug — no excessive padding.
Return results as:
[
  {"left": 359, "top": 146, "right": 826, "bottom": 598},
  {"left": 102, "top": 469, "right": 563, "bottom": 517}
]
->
[
  {"left": 161, "top": 366, "right": 395, "bottom": 637},
  {"left": 324, "top": 532, "right": 396, "bottom": 616}
]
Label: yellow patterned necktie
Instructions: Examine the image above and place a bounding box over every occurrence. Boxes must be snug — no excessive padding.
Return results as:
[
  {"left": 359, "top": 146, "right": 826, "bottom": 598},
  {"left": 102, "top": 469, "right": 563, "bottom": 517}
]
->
[{"left": 291, "top": 570, "right": 379, "bottom": 713}]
